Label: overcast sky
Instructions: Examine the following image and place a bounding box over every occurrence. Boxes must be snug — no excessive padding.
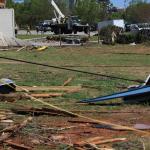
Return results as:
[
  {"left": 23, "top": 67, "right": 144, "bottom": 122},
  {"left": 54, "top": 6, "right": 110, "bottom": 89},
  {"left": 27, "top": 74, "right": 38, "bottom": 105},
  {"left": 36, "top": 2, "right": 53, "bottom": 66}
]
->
[{"left": 111, "top": 0, "right": 150, "bottom": 8}]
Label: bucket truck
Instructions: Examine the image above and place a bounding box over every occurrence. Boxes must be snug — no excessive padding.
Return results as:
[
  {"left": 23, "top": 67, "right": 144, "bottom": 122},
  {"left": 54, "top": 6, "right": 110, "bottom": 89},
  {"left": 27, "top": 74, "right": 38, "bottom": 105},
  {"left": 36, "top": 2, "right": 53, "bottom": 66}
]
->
[{"left": 49, "top": 0, "right": 89, "bottom": 34}]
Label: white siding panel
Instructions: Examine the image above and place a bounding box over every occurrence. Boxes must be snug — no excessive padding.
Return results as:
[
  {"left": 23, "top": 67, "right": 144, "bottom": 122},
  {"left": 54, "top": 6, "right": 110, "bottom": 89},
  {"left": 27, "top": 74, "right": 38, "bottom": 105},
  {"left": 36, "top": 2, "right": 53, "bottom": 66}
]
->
[{"left": 0, "top": 9, "right": 15, "bottom": 37}]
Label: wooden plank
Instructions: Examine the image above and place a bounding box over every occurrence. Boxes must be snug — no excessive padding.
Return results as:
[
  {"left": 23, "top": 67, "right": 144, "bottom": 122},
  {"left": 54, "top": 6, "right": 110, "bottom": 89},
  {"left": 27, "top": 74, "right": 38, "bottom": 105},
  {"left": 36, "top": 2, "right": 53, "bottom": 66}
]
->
[
  {"left": 74, "top": 137, "right": 126, "bottom": 148},
  {"left": 62, "top": 77, "right": 73, "bottom": 86},
  {"left": 71, "top": 110, "right": 141, "bottom": 114},
  {"left": 90, "top": 138, "right": 127, "bottom": 145},
  {"left": 16, "top": 46, "right": 26, "bottom": 52},
  {"left": 0, "top": 93, "right": 63, "bottom": 101},
  {"left": 11, "top": 107, "right": 76, "bottom": 117},
  {"left": 5, "top": 140, "right": 31, "bottom": 150},
  {"left": 31, "top": 93, "right": 63, "bottom": 98},
  {"left": 16, "top": 86, "right": 81, "bottom": 92},
  {"left": 74, "top": 137, "right": 104, "bottom": 146}
]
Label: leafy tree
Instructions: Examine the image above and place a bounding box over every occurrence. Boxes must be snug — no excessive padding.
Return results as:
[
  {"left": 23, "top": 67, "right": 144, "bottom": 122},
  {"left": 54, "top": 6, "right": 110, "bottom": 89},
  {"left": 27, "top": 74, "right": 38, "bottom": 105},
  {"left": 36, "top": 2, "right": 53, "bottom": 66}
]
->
[
  {"left": 6, "top": 0, "right": 15, "bottom": 7},
  {"left": 74, "top": 0, "right": 110, "bottom": 25},
  {"left": 126, "top": 1, "right": 150, "bottom": 23},
  {"left": 6, "top": 0, "right": 68, "bottom": 27},
  {"left": 129, "top": 0, "right": 147, "bottom": 5},
  {"left": 6, "top": 0, "right": 112, "bottom": 27}
]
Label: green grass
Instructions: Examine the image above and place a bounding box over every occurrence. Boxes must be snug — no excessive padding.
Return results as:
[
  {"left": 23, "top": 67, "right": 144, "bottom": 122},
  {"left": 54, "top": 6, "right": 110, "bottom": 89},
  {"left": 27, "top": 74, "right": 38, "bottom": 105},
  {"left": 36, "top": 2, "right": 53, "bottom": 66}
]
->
[{"left": 0, "top": 44, "right": 149, "bottom": 110}]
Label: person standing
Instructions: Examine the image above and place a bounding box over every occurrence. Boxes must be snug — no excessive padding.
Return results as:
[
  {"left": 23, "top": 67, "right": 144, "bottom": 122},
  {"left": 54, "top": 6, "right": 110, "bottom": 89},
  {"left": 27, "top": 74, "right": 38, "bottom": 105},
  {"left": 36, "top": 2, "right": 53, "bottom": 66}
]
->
[{"left": 26, "top": 25, "right": 31, "bottom": 35}]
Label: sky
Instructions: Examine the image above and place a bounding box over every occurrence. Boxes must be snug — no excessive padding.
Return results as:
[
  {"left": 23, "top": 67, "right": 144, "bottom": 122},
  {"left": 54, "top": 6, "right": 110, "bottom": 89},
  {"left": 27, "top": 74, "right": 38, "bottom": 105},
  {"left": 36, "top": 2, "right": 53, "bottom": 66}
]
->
[
  {"left": 13, "top": 0, "right": 150, "bottom": 8},
  {"left": 111, "top": 0, "right": 126, "bottom": 8},
  {"left": 111, "top": 0, "right": 150, "bottom": 8}
]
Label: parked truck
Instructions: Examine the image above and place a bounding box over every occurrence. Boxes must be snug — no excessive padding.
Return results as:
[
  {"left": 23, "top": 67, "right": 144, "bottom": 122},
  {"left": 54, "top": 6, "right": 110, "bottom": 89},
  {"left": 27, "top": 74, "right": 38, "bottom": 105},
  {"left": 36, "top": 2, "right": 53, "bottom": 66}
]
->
[
  {"left": 49, "top": 0, "right": 89, "bottom": 34},
  {"left": 98, "top": 19, "right": 125, "bottom": 31}
]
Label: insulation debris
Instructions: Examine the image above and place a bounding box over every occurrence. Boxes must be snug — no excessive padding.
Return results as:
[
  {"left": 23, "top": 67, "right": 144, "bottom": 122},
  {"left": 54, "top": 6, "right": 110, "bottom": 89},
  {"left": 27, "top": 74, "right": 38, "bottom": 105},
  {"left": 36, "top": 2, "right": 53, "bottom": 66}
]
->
[{"left": 0, "top": 32, "right": 31, "bottom": 47}]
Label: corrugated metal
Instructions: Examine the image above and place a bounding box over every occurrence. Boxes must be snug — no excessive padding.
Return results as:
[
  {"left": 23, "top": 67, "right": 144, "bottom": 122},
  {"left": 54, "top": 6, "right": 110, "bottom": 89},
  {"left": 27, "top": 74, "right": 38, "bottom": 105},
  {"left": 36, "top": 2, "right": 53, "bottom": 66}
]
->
[{"left": 80, "top": 86, "right": 150, "bottom": 103}]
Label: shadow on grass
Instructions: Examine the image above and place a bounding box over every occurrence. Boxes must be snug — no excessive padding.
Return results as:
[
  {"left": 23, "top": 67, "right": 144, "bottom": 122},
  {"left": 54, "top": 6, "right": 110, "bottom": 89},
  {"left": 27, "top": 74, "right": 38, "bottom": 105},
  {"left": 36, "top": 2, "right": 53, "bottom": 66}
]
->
[{"left": 87, "top": 102, "right": 123, "bottom": 106}]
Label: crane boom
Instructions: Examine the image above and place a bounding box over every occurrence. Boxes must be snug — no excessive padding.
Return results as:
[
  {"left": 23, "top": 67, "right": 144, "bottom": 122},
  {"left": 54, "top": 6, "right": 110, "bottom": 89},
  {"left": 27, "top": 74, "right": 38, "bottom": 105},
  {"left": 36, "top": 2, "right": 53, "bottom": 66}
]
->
[{"left": 50, "top": 0, "right": 65, "bottom": 20}]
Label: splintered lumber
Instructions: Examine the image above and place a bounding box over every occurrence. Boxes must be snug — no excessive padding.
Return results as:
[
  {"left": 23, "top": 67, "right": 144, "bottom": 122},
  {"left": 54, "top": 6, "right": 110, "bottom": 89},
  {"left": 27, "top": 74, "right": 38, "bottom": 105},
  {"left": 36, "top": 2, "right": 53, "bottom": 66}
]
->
[
  {"left": 83, "top": 143, "right": 101, "bottom": 150},
  {"left": 75, "top": 147, "right": 85, "bottom": 150},
  {"left": 71, "top": 110, "right": 142, "bottom": 114},
  {"left": 27, "top": 95, "right": 150, "bottom": 135},
  {"left": 68, "top": 120, "right": 130, "bottom": 131},
  {"left": 11, "top": 107, "right": 76, "bottom": 117},
  {"left": 0, "top": 93, "right": 63, "bottom": 101},
  {"left": 74, "top": 137, "right": 104, "bottom": 146},
  {"left": 0, "top": 117, "right": 32, "bottom": 143},
  {"left": 62, "top": 77, "right": 73, "bottom": 86},
  {"left": 74, "top": 137, "right": 127, "bottom": 147},
  {"left": 89, "top": 138, "right": 127, "bottom": 145},
  {"left": 15, "top": 85, "right": 150, "bottom": 136},
  {"left": 16, "top": 46, "right": 26, "bottom": 52},
  {"left": 5, "top": 140, "right": 31, "bottom": 150},
  {"left": 69, "top": 120, "right": 97, "bottom": 124},
  {"left": 30, "top": 93, "right": 63, "bottom": 98},
  {"left": 0, "top": 124, "right": 17, "bottom": 133},
  {"left": 16, "top": 86, "right": 81, "bottom": 92}
]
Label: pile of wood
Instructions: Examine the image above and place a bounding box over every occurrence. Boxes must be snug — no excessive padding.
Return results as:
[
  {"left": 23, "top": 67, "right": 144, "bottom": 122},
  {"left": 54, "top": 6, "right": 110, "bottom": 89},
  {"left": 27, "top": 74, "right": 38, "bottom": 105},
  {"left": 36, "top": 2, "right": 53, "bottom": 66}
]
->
[
  {"left": 0, "top": 85, "right": 82, "bottom": 102},
  {"left": 0, "top": 117, "right": 32, "bottom": 150},
  {"left": 11, "top": 106, "right": 76, "bottom": 117}
]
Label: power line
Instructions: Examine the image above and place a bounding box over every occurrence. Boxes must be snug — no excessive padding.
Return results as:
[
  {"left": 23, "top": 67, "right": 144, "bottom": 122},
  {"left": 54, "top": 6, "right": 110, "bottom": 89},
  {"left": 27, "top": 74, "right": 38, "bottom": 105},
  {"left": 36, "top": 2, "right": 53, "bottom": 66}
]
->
[{"left": 0, "top": 56, "right": 144, "bottom": 83}]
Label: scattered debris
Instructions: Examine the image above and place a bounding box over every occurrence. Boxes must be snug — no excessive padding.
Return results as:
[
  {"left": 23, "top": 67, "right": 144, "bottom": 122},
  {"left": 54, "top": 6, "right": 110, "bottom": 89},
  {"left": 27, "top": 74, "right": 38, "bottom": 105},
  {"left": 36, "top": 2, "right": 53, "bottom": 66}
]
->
[
  {"left": 16, "top": 46, "right": 26, "bottom": 52},
  {"left": 16, "top": 86, "right": 82, "bottom": 92},
  {"left": 130, "top": 42, "right": 136, "bottom": 46},
  {"left": 62, "top": 77, "right": 73, "bottom": 86},
  {"left": 71, "top": 110, "right": 142, "bottom": 114},
  {"left": 0, "top": 32, "right": 31, "bottom": 47},
  {"left": 0, "top": 117, "right": 32, "bottom": 143},
  {"left": 0, "top": 78, "right": 16, "bottom": 94},
  {"left": 11, "top": 107, "right": 76, "bottom": 117},
  {"left": 74, "top": 137, "right": 127, "bottom": 149},
  {"left": 68, "top": 120, "right": 149, "bottom": 131},
  {"left": 30, "top": 93, "right": 63, "bottom": 98},
  {"left": 134, "top": 124, "right": 150, "bottom": 130},
  {"left": 0, "top": 92, "right": 65, "bottom": 102},
  {"left": 36, "top": 46, "right": 48, "bottom": 51},
  {"left": 74, "top": 136, "right": 104, "bottom": 146},
  {"left": 5, "top": 140, "right": 32, "bottom": 150}
]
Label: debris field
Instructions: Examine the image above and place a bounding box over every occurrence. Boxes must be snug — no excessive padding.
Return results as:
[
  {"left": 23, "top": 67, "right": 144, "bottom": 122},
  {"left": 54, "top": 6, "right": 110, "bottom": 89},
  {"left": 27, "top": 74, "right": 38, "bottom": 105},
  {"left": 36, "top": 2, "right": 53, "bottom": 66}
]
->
[{"left": 0, "top": 44, "right": 149, "bottom": 150}]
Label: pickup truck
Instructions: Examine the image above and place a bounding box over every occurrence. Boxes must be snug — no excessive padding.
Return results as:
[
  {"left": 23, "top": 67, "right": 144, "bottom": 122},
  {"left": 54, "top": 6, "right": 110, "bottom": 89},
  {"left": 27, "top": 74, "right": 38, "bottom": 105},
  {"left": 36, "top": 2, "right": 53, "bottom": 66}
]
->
[{"left": 36, "top": 20, "right": 52, "bottom": 32}]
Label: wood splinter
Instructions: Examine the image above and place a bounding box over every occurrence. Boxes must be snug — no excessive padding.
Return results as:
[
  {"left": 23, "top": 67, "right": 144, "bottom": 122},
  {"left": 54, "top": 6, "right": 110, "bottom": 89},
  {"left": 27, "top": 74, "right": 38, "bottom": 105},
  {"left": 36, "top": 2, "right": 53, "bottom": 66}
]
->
[{"left": 0, "top": 117, "right": 32, "bottom": 143}]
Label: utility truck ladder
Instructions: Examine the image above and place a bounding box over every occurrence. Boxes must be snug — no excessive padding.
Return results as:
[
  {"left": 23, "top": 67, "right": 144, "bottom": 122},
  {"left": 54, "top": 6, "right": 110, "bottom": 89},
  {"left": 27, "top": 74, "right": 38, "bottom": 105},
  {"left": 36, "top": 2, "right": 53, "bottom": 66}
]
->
[{"left": 49, "top": 0, "right": 65, "bottom": 23}]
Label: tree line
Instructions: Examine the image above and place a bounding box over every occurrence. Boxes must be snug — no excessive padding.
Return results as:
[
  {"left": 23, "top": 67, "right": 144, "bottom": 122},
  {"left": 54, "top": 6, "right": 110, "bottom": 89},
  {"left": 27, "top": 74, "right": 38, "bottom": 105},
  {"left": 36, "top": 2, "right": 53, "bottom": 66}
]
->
[{"left": 6, "top": 0, "right": 150, "bottom": 28}]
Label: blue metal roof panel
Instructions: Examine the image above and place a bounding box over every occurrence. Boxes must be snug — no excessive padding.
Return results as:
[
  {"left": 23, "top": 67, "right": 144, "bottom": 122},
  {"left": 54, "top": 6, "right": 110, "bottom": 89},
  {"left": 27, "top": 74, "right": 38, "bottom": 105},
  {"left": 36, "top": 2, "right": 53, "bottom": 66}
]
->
[{"left": 80, "top": 86, "right": 150, "bottom": 103}]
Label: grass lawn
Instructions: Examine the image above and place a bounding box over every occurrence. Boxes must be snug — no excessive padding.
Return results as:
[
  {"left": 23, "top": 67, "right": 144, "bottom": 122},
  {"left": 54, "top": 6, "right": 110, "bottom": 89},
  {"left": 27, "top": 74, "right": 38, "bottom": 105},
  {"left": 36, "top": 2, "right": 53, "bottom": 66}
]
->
[{"left": 0, "top": 42, "right": 150, "bottom": 149}]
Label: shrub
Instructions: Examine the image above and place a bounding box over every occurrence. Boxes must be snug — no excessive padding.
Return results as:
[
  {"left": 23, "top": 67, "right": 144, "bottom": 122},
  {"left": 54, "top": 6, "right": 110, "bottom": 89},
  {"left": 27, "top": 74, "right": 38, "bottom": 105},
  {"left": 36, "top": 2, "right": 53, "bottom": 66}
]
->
[
  {"left": 136, "top": 29, "right": 150, "bottom": 43},
  {"left": 99, "top": 25, "right": 123, "bottom": 45},
  {"left": 117, "top": 29, "right": 150, "bottom": 44},
  {"left": 117, "top": 33, "right": 137, "bottom": 44}
]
